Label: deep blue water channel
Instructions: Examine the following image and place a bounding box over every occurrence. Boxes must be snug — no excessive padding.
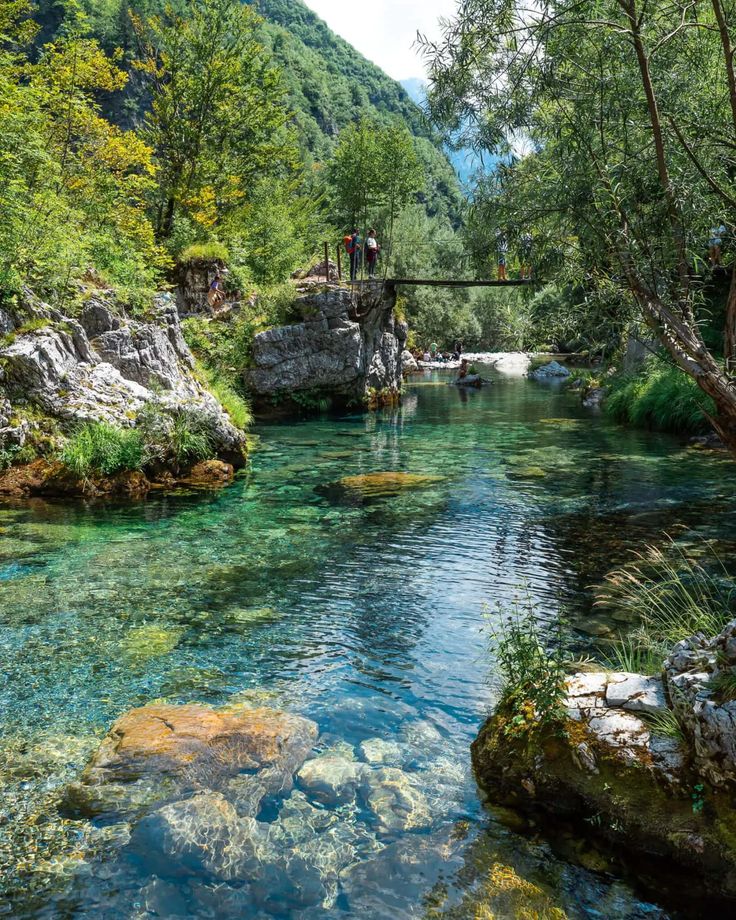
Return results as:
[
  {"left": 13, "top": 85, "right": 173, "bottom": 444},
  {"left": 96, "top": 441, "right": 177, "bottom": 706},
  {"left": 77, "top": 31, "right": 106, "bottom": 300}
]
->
[{"left": 2, "top": 366, "right": 736, "bottom": 918}]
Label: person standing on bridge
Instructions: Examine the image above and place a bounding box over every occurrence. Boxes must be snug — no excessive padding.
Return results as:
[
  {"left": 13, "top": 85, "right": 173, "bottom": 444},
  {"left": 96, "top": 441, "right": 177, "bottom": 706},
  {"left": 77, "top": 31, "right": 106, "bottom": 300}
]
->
[
  {"left": 496, "top": 232, "right": 508, "bottom": 281},
  {"left": 348, "top": 228, "right": 362, "bottom": 281},
  {"left": 365, "top": 229, "right": 380, "bottom": 278}
]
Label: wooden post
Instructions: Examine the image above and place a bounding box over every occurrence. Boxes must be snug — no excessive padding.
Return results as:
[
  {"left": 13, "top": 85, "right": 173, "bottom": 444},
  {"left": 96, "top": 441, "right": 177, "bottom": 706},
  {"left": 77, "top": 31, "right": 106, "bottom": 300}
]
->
[
  {"left": 324, "top": 241, "right": 330, "bottom": 282},
  {"left": 336, "top": 243, "right": 342, "bottom": 281}
]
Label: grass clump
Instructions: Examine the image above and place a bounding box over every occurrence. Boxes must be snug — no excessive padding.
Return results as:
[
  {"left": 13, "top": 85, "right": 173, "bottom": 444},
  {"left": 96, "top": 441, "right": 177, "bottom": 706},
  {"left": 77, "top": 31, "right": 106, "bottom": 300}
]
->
[
  {"left": 490, "top": 599, "right": 568, "bottom": 737},
  {"left": 180, "top": 241, "right": 230, "bottom": 263},
  {"left": 59, "top": 422, "right": 144, "bottom": 477},
  {"left": 709, "top": 668, "right": 736, "bottom": 703},
  {"left": 643, "top": 708, "right": 683, "bottom": 740},
  {"left": 605, "top": 360, "right": 713, "bottom": 434},
  {"left": 136, "top": 402, "right": 215, "bottom": 470},
  {"left": 596, "top": 535, "right": 736, "bottom": 672},
  {"left": 195, "top": 361, "right": 252, "bottom": 430}
]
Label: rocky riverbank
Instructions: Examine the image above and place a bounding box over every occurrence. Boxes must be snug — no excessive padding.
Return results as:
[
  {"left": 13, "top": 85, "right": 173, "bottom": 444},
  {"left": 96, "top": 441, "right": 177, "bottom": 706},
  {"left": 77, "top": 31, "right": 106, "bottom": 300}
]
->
[
  {"left": 0, "top": 287, "right": 246, "bottom": 496},
  {"left": 472, "top": 619, "right": 736, "bottom": 906}
]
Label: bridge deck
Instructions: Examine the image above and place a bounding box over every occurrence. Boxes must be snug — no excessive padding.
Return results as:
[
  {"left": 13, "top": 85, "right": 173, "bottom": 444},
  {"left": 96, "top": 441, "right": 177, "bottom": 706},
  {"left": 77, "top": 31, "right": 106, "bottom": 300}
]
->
[{"left": 383, "top": 278, "right": 532, "bottom": 288}]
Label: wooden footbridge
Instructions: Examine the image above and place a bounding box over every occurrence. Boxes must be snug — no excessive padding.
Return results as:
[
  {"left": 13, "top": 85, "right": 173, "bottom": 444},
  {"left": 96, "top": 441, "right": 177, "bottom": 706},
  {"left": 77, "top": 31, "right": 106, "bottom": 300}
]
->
[{"left": 383, "top": 278, "right": 533, "bottom": 290}]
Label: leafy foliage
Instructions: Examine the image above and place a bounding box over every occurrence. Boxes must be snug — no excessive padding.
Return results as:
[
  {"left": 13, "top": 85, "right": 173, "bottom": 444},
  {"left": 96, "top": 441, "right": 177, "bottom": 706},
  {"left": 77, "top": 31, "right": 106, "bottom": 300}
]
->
[
  {"left": 422, "top": 0, "right": 736, "bottom": 444},
  {"left": 0, "top": 1, "right": 161, "bottom": 304},
  {"left": 490, "top": 599, "right": 568, "bottom": 737}
]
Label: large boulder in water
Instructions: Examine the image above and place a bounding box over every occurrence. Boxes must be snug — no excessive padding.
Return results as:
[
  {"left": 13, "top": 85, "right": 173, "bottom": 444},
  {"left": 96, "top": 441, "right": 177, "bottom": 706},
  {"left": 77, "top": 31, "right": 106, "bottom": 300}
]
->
[
  {"left": 244, "top": 282, "right": 406, "bottom": 409},
  {"left": 64, "top": 702, "right": 317, "bottom": 820},
  {"left": 0, "top": 290, "right": 246, "bottom": 466},
  {"left": 472, "top": 667, "right": 736, "bottom": 902}
]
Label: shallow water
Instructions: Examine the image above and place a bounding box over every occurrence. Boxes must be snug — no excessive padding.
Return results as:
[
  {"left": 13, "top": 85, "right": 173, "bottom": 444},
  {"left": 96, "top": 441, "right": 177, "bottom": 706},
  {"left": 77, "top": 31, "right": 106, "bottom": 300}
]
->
[{"left": 2, "top": 367, "right": 736, "bottom": 918}]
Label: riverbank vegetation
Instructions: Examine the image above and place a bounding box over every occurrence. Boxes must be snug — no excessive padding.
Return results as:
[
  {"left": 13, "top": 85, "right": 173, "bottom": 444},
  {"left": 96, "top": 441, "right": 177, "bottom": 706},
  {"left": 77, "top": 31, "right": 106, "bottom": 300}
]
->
[
  {"left": 596, "top": 538, "right": 736, "bottom": 675},
  {"left": 604, "top": 361, "right": 715, "bottom": 435},
  {"left": 423, "top": 0, "right": 736, "bottom": 450}
]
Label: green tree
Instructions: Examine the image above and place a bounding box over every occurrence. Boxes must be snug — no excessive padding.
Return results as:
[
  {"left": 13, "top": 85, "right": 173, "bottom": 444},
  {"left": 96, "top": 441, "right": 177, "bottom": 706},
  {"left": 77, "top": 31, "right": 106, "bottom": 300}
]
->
[
  {"left": 423, "top": 0, "right": 736, "bottom": 452},
  {"left": 132, "top": 0, "right": 296, "bottom": 242},
  {"left": 0, "top": 0, "right": 159, "bottom": 303}
]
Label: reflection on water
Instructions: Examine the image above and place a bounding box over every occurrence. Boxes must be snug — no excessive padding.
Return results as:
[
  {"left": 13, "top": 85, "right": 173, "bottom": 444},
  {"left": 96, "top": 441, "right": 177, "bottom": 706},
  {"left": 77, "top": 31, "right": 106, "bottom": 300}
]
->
[{"left": 2, "top": 367, "right": 735, "bottom": 917}]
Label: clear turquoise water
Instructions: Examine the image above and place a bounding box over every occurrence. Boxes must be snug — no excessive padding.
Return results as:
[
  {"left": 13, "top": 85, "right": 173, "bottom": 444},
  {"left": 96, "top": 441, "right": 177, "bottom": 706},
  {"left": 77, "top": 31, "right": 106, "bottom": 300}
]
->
[{"left": 2, "top": 367, "right": 736, "bottom": 918}]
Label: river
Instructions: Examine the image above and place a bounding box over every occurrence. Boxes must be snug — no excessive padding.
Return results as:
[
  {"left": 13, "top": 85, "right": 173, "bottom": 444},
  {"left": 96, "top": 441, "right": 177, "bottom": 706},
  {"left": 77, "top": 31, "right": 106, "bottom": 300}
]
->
[{"left": 2, "top": 365, "right": 736, "bottom": 918}]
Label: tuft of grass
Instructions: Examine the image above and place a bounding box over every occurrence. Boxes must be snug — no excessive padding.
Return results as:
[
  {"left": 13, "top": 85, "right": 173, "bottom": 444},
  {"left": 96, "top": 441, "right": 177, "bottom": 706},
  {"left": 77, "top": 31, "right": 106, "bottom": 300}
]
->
[
  {"left": 180, "top": 241, "right": 230, "bottom": 263},
  {"left": 194, "top": 361, "right": 251, "bottom": 430},
  {"left": 596, "top": 535, "right": 736, "bottom": 675},
  {"left": 605, "top": 360, "right": 713, "bottom": 434},
  {"left": 168, "top": 409, "right": 214, "bottom": 466},
  {"left": 59, "top": 422, "right": 143, "bottom": 477},
  {"left": 602, "top": 635, "right": 663, "bottom": 677},
  {"left": 709, "top": 669, "right": 736, "bottom": 703},
  {"left": 643, "top": 708, "right": 683, "bottom": 741}
]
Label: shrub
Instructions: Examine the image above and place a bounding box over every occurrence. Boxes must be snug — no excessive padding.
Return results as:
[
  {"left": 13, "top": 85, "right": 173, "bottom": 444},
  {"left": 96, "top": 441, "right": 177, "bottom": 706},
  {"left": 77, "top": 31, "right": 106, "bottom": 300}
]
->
[
  {"left": 59, "top": 422, "right": 144, "bottom": 477},
  {"left": 605, "top": 360, "right": 713, "bottom": 434},
  {"left": 490, "top": 599, "right": 568, "bottom": 737},
  {"left": 136, "top": 402, "right": 215, "bottom": 469},
  {"left": 180, "top": 241, "right": 230, "bottom": 263}
]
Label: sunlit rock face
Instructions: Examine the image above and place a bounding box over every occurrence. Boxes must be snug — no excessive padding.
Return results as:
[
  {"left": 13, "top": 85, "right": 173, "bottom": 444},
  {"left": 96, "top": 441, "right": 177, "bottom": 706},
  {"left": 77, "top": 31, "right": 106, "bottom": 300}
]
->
[
  {"left": 65, "top": 702, "right": 318, "bottom": 821},
  {"left": 0, "top": 290, "right": 245, "bottom": 464},
  {"left": 245, "top": 282, "right": 407, "bottom": 407},
  {"left": 472, "top": 665, "right": 736, "bottom": 903},
  {"left": 665, "top": 618, "right": 736, "bottom": 788}
]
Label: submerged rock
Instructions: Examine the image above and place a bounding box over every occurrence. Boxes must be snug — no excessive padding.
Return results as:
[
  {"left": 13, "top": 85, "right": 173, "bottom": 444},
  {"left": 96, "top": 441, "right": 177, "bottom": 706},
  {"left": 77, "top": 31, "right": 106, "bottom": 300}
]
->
[
  {"left": 65, "top": 702, "right": 317, "bottom": 819},
  {"left": 358, "top": 737, "right": 405, "bottom": 766},
  {"left": 131, "top": 792, "right": 271, "bottom": 880},
  {"left": 318, "top": 471, "right": 444, "bottom": 503},
  {"left": 297, "top": 754, "right": 366, "bottom": 805},
  {"left": 362, "top": 767, "right": 432, "bottom": 833}
]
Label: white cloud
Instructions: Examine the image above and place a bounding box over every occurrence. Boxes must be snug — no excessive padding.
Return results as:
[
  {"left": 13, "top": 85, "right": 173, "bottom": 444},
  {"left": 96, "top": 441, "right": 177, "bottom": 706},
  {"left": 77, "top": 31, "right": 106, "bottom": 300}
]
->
[{"left": 302, "top": 0, "right": 457, "bottom": 81}]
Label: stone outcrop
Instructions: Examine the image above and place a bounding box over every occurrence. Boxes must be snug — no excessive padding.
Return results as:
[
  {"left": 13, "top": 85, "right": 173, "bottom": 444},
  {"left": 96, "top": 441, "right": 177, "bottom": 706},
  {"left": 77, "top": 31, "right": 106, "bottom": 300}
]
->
[
  {"left": 65, "top": 702, "right": 318, "bottom": 820},
  {"left": 245, "top": 282, "right": 406, "bottom": 408},
  {"left": 174, "top": 257, "right": 230, "bottom": 316},
  {"left": 665, "top": 619, "right": 736, "bottom": 788},
  {"left": 472, "top": 663, "right": 736, "bottom": 903},
  {"left": 528, "top": 359, "right": 570, "bottom": 380},
  {"left": 0, "top": 290, "right": 246, "bottom": 480}
]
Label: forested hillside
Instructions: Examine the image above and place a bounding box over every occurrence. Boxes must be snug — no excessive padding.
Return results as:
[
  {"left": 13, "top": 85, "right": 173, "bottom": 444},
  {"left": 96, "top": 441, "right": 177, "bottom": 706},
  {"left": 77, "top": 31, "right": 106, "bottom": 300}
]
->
[{"left": 32, "top": 0, "right": 463, "bottom": 225}]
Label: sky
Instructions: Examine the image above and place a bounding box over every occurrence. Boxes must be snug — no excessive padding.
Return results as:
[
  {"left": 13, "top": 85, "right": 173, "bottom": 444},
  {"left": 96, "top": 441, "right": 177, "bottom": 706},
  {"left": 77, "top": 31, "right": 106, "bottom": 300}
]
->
[{"left": 302, "top": 0, "right": 457, "bottom": 82}]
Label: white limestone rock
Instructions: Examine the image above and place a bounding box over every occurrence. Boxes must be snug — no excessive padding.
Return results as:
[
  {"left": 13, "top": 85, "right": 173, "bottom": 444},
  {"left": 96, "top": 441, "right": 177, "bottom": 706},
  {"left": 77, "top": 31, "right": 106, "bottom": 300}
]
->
[
  {"left": 528, "top": 360, "right": 570, "bottom": 380},
  {"left": 606, "top": 672, "right": 667, "bottom": 715}
]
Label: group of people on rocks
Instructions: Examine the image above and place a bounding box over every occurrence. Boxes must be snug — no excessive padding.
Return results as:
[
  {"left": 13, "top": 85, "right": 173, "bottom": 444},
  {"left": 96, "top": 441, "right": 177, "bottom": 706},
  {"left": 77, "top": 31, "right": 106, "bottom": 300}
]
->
[
  {"left": 420, "top": 340, "right": 464, "bottom": 363},
  {"left": 343, "top": 229, "right": 381, "bottom": 281}
]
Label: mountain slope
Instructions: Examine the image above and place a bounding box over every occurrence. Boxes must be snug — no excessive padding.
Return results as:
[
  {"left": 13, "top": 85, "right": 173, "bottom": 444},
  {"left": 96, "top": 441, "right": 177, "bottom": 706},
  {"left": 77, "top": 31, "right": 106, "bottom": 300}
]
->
[
  {"left": 256, "top": 0, "right": 463, "bottom": 221},
  {"left": 32, "top": 0, "right": 463, "bottom": 223}
]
